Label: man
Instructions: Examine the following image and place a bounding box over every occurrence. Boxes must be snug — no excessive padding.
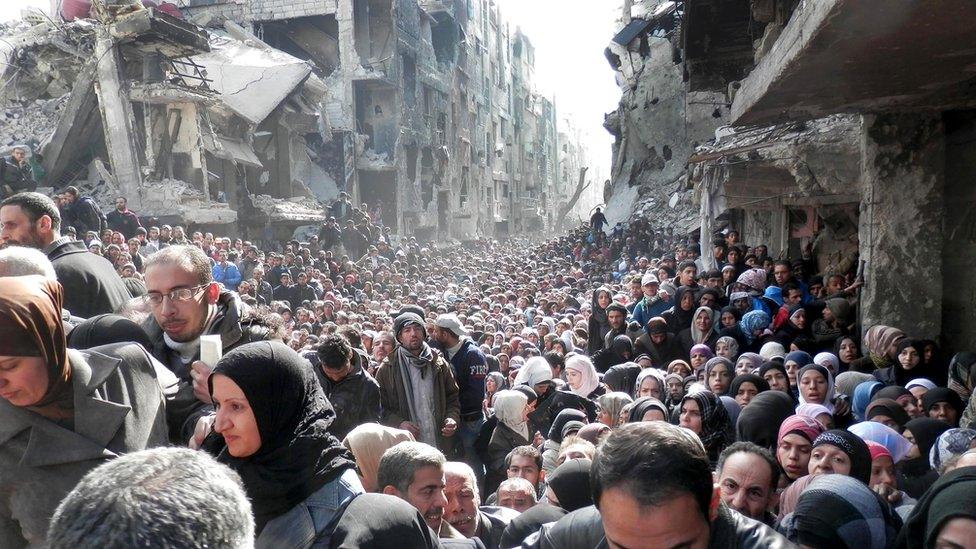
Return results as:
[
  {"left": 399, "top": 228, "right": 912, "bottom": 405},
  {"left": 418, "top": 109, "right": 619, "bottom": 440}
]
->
[
  {"left": 589, "top": 207, "right": 607, "bottom": 235},
  {"left": 293, "top": 271, "right": 318, "bottom": 305},
  {"left": 443, "top": 462, "right": 518, "bottom": 549},
  {"left": 0, "top": 145, "right": 35, "bottom": 199},
  {"left": 60, "top": 186, "right": 106, "bottom": 236},
  {"left": 378, "top": 441, "right": 457, "bottom": 538},
  {"left": 211, "top": 249, "right": 242, "bottom": 291},
  {"left": 375, "top": 312, "right": 461, "bottom": 455},
  {"left": 630, "top": 273, "right": 669, "bottom": 329},
  {"left": 535, "top": 422, "right": 789, "bottom": 548},
  {"left": 142, "top": 245, "right": 271, "bottom": 441},
  {"left": 105, "top": 197, "right": 142, "bottom": 239},
  {"left": 312, "top": 333, "right": 381, "bottom": 440},
  {"left": 373, "top": 330, "right": 396, "bottom": 363},
  {"left": 47, "top": 448, "right": 253, "bottom": 549},
  {"left": 433, "top": 313, "right": 488, "bottom": 475},
  {"left": 251, "top": 265, "right": 273, "bottom": 305},
  {"left": 496, "top": 477, "right": 537, "bottom": 513},
  {"left": 274, "top": 272, "right": 298, "bottom": 308},
  {"left": 603, "top": 303, "right": 628, "bottom": 349},
  {"left": 674, "top": 260, "right": 699, "bottom": 289},
  {"left": 485, "top": 445, "right": 545, "bottom": 505},
  {"left": 0, "top": 192, "right": 131, "bottom": 317},
  {"left": 715, "top": 442, "right": 780, "bottom": 526}
]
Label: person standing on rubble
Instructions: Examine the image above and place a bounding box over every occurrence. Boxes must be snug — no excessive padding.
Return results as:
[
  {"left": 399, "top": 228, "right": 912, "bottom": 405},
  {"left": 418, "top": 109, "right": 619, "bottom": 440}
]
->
[
  {"left": 60, "top": 186, "right": 107, "bottom": 237},
  {"left": 106, "top": 196, "right": 142, "bottom": 240},
  {"left": 0, "top": 145, "right": 36, "bottom": 199}
]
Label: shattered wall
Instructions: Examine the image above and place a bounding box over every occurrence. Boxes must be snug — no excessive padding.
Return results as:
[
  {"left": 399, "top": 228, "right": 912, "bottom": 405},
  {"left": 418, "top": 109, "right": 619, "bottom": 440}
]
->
[
  {"left": 605, "top": 31, "right": 729, "bottom": 232},
  {"left": 942, "top": 110, "right": 976, "bottom": 351}
]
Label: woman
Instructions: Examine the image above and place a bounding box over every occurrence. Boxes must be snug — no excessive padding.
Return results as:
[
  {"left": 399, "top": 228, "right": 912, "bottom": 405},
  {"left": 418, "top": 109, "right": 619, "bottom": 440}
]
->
[
  {"left": 850, "top": 421, "right": 914, "bottom": 464},
  {"left": 813, "top": 352, "right": 840, "bottom": 376},
  {"left": 586, "top": 287, "right": 613, "bottom": 353},
  {"left": 783, "top": 351, "right": 813, "bottom": 392},
  {"left": 874, "top": 339, "right": 937, "bottom": 387},
  {"left": 776, "top": 415, "right": 826, "bottom": 488},
  {"left": 796, "top": 364, "right": 835, "bottom": 417},
  {"left": 736, "top": 391, "right": 795, "bottom": 450},
  {"left": 851, "top": 380, "right": 884, "bottom": 421},
  {"left": 906, "top": 378, "right": 936, "bottom": 409},
  {"left": 486, "top": 390, "right": 531, "bottom": 495},
  {"left": 922, "top": 388, "right": 964, "bottom": 427},
  {"left": 564, "top": 354, "right": 603, "bottom": 400},
  {"left": 901, "top": 417, "right": 952, "bottom": 499},
  {"left": 866, "top": 398, "right": 911, "bottom": 432},
  {"left": 833, "top": 335, "right": 862, "bottom": 373},
  {"left": 704, "top": 357, "right": 734, "bottom": 396},
  {"left": 661, "top": 286, "right": 697, "bottom": 335},
  {"left": 545, "top": 458, "right": 594, "bottom": 512},
  {"left": 602, "top": 362, "right": 641, "bottom": 395},
  {"left": 542, "top": 409, "right": 587, "bottom": 475},
  {"left": 808, "top": 429, "right": 872, "bottom": 484},
  {"left": 634, "top": 368, "right": 666, "bottom": 401},
  {"left": 898, "top": 467, "right": 976, "bottom": 548},
  {"left": 343, "top": 423, "right": 415, "bottom": 492},
  {"left": 0, "top": 277, "right": 171, "bottom": 547},
  {"left": 679, "top": 306, "right": 720, "bottom": 354},
  {"left": 947, "top": 352, "right": 976, "bottom": 402},
  {"left": 627, "top": 396, "right": 669, "bottom": 422},
  {"left": 483, "top": 371, "right": 507, "bottom": 413},
  {"left": 715, "top": 335, "right": 740, "bottom": 361},
  {"left": 795, "top": 403, "right": 834, "bottom": 429},
  {"left": 596, "top": 392, "right": 633, "bottom": 428},
  {"left": 718, "top": 306, "right": 741, "bottom": 332},
  {"left": 721, "top": 309, "right": 771, "bottom": 354},
  {"left": 734, "top": 352, "right": 763, "bottom": 376},
  {"left": 929, "top": 428, "right": 976, "bottom": 473},
  {"left": 729, "top": 373, "right": 768, "bottom": 407},
  {"left": 759, "top": 361, "right": 792, "bottom": 395},
  {"left": 209, "top": 341, "right": 362, "bottom": 544},
  {"left": 678, "top": 391, "right": 734, "bottom": 464},
  {"left": 688, "top": 344, "right": 713, "bottom": 372},
  {"left": 778, "top": 474, "right": 902, "bottom": 549},
  {"left": 874, "top": 385, "right": 922, "bottom": 419},
  {"left": 850, "top": 325, "right": 906, "bottom": 373}
]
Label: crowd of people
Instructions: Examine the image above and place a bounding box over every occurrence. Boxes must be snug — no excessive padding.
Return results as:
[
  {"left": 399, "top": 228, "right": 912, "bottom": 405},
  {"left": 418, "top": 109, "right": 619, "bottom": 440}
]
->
[{"left": 1, "top": 188, "right": 975, "bottom": 549}]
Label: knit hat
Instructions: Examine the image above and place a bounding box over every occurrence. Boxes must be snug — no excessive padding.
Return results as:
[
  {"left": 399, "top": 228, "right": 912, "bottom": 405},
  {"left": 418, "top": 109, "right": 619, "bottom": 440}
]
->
[
  {"left": 393, "top": 312, "right": 424, "bottom": 339},
  {"left": 812, "top": 429, "right": 872, "bottom": 484}
]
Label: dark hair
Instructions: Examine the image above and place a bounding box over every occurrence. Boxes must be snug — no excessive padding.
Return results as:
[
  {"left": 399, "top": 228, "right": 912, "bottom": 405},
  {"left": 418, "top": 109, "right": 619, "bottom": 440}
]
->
[
  {"left": 62, "top": 186, "right": 80, "bottom": 198},
  {"left": 677, "top": 260, "right": 697, "bottom": 273},
  {"left": 716, "top": 441, "right": 780, "bottom": 490},
  {"left": 337, "top": 324, "right": 363, "bottom": 349},
  {"left": 592, "top": 422, "right": 712, "bottom": 518},
  {"left": 773, "top": 260, "right": 791, "bottom": 270},
  {"left": 504, "top": 445, "right": 543, "bottom": 472},
  {"left": 782, "top": 282, "right": 800, "bottom": 296},
  {"left": 544, "top": 351, "right": 564, "bottom": 373},
  {"left": 1, "top": 192, "right": 61, "bottom": 232},
  {"left": 317, "top": 334, "right": 353, "bottom": 370}
]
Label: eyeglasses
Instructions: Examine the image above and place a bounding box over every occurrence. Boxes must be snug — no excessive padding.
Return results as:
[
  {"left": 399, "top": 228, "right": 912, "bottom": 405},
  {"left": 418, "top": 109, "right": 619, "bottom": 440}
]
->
[{"left": 144, "top": 283, "right": 209, "bottom": 306}]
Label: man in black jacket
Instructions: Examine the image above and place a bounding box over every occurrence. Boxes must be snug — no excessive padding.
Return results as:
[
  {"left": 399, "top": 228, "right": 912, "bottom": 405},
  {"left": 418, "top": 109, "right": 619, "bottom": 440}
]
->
[
  {"left": 0, "top": 192, "right": 131, "bottom": 318},
  {"left": 106, "top": 196, "right": 142, "bottom": 239},
  {"left": 527, "top": 422, "right": 790, "bottom": 549},
  {"left": 142, "top": 245, "right": 272, "bottom": 442},
  {"left": 0, "top": 146, "right": 35, "bottom": 199},
  {"left": 60, "top": 186, "right": 106, "bottom": 236},
  {"left": 310, "top": 334, "right": 381, "bottom": 440}
]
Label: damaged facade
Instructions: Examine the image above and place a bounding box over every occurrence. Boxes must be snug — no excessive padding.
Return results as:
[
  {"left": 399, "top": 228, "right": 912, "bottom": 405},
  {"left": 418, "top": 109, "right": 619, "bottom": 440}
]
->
[
  {"left": 608, "top": 0, "right": 976, "bottom": 351},
  {"left": 1, "top": 0, "right": 591, "bottom": 240}
]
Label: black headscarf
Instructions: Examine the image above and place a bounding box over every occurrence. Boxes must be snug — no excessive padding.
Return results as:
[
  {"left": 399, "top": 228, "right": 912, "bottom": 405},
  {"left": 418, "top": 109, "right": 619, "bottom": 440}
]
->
[
  {"left": 663, "top": 286, "right": 696, "bottom": 333},
  {"left": 902, "top": 418, "right": 951, "bottom": 477},
  {"left": 66, "top": 313, "right": 153, "bottom": 350},
  {"left": 547, "top": 458, "right": 593, "bottom": 512},
  {"left": 759, "top": 361, "right": 791, "bottom": 390},
  {"left": 209, "top": 341, "right": 356, "bottom": 533},
  {"left": 627, "top": 396, "right": 669, "bottom": 423},
  {"left": 897, "top": 466, "right": 976, "bottom": 548},
  {"left": 328, "top": 493, "right": 438, "bottom": 549},
  {"left": 922, "top": 388, "right": 964, "bottom": 425},
  {"left": 735, "top": 390, "right": 795, "bottom": 450},
  {"left": 548, "top": 408, "right": 587, "bottom": 444},
  {"left": 866, "top": 398, "right": 911, "bottom": 431},
  {"left": 811, "top": 429, "right": 872, "bottom": 484},
  {"left": 603, "top": 362, "right": 641, "bottom": 394},
  {"left": 729, "top": 374, "right": 769, "bottom": 399},
  {"left": 500, "top": 503, "right": 567, "bottom": 549}
]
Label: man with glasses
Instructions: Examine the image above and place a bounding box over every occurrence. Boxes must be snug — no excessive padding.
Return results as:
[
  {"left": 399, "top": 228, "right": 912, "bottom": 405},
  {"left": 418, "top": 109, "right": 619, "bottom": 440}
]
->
[{"left": 142, "top": 245, "right": 272, "bottom": 442}]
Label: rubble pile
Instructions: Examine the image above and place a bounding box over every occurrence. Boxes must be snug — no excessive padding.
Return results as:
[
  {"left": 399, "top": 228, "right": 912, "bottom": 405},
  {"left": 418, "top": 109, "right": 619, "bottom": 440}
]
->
[
  {"left": 0, "top": 95, "right": 69, "bottom": 149},
  {"left": 250, "top": 194, "right": 325, "bottom": 224}
]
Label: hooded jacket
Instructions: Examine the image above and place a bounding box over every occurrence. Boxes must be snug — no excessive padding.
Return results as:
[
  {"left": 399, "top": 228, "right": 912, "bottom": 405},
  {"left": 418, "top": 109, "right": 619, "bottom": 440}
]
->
[{"left": 310, "top": 348, "right": 382, "bottom": 440}]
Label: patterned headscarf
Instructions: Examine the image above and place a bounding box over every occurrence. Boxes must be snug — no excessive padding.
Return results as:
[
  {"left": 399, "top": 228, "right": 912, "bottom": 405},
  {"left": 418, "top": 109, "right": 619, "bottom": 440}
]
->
[
  {"left": 680, "top": 391, "right": 733, "bottom": 462},
  {"left": 947, "top": 352, "right": 976, "bottom": 402},
  {"left": 812, "top": 430, "right": 872, "bottom": 484},
  {"left": 735, "top": 268, "right": 767, "bottom": 294},
  {"left": 929, "top": 428, "right": 976, "bottom": 471},
  {"left": 739, "top": 310, "right": 771, "bottom": 345}
]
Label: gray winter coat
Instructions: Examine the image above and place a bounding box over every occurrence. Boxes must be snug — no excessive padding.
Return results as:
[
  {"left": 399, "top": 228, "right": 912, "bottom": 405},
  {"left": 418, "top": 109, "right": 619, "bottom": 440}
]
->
[{"left": 0, "top": 343, "right": 172, "bottom": 547}]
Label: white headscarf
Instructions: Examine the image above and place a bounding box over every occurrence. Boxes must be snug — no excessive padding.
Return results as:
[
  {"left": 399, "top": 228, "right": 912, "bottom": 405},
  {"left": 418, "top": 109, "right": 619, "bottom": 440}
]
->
[
  {"left": 514, "top": 356, "right": 553, "bottom": 387},
  {"left": 565, "top": 354, "right": 600, "bottom": 397},
  {"left": 493, "top": 390, "right": 529, "bottom": 440}
]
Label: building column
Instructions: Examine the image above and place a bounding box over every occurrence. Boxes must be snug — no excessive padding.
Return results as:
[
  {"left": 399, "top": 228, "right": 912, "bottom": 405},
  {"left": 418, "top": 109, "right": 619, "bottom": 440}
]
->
[{"left": 858, "top": 113, "right": 945, "bottom": 338}]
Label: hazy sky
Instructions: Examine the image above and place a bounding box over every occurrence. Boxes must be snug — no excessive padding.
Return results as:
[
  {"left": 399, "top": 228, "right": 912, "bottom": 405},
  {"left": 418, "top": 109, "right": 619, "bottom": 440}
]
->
[{"left": 1, "top": 0, "right": 621, "bottom": 179}]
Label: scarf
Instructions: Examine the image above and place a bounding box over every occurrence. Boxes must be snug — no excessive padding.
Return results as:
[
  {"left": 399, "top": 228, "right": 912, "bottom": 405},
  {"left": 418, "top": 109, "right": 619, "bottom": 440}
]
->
[
  {"left": 565, "top": 354, "right": 599, "bottom": 397},
  {"left": 209, "top": 341, "right": 356, "bottom": 534},
  {"left": 627, "top": 396, "right": 669, "bottom": 423},
  {"left": 162, "top": 303, "right": 218, "bottom": 365},
  {"left": 796, "top": 364, "right": 835, "bottom": 413},
  {"left": 396, "top": 343, "right": 438, "bottom": 444},
  {"left": 547, "top": 458, "right": 593, "bottom": 512},
  {"left": 604, "top": 362, "right": 642, "bottom": 394},
  {"left": 848, "top": 421, "right": 914, "bottom": 463},
  {"left": 0, "top": 276, "right": 73, "bottom": 420},
  {"left": 739, "top": 310, "right": 770, "bottom": 345},
  {"left": 898, "top": 466, "right": 976, "bottom": 547},
  {"left": 812, "top": 429, "right": 872, "bottom": 484},
  {"left": 903, "top": 418, "right": 952, "bottom": 477},
  {"left": 493, "top": 390, "right": 529, "bottom": 440},
  {"left": 680, "top": 391, "right": 733, "bottom": 462},
  {"left": 947, "top": 352, "right": 976, "bottom": 401},
  {"left": 736, "top": 391, "right": 795, "bottom": 449},
  {"left": 863, "top": 325, "right": 906, "bottom": 368},
  {"left": 781, "top": 474, "right": 901, "bottom": 549},
  {"left": 929, "top": 428, "right": 976, "bottom": 470},
  {"left": 690, "top": 306, "right": 718, "bottom": 344},
  {"left": 329, "top": 493, "right": 438, "bottom": 548}
]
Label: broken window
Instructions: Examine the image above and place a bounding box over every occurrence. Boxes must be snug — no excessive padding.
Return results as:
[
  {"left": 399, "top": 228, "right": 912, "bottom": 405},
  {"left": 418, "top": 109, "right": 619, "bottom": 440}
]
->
[
  {"left": 355, "top": 82, "right": 396, "bottom": 158},
  {"left": 405, "top": 143, "right": 418, "bottom": 181},
  {"left": 353, "top": 0, "right": 395, "bottom": 69},
  {"left": 402, "top": 54, "right": 417, "bottom": 106},
  {"left": 459, "top": 167, "right": 469, "bottom": 207},
  {"left": 421, "top": 148, "right": 435, "bottom": 206},
  {"left": 258, "top": 16, "right": 340, "bottom": 77},
  {"left": 432, "top": 15, "right": 459, "bottom": 66}
]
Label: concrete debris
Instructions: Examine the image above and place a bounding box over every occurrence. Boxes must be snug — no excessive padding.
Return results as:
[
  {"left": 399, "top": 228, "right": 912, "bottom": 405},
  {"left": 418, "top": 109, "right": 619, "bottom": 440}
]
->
[
  {"left": 0, "top": 95, "right": 68, "bottom": 149},
  {"left": 250, "top": 194, "right": 324, "bottom": 223}
]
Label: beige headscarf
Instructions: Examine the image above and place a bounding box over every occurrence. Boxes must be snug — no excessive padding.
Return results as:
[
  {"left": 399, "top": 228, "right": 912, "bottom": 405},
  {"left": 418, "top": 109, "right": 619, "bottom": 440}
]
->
[{"left": 343, "top": 423, "right": 415, "bottom": 492}]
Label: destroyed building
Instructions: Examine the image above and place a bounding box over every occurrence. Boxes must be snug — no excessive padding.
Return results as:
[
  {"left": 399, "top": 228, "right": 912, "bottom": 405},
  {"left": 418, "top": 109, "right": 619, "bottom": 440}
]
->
[
  {"left": 607, "top": 0, "right": 976, "bottom": 352},
  {"left": 1, "top": 0, "right": 592, "bottom": 240}
]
